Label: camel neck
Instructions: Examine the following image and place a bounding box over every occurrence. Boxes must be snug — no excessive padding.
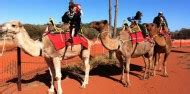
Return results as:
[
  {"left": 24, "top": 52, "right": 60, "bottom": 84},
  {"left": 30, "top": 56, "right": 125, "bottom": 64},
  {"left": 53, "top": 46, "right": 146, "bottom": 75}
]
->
[
  {"left": 14, "top": 30, "right": 42, "bottom": 56},
  {"left": 100, "top": 26, "right": 119, "bottom": 50}
]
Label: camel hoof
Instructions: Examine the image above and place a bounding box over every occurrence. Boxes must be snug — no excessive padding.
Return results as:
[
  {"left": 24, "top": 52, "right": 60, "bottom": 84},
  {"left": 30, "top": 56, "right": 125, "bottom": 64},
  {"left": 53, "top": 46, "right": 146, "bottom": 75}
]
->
[
  {"left": 81, "top": 85, "right": 86, "bottom": 89},
  {"left": 140, "top": 77, "right": 145, "bottom": 80},
  {"left": 163, "top": 74, "right": 169, "bottom": 77},
  {"left": 141, "top": 77, "right": 148, "bottom": 80},
  {"left": 48, "top": 89, "right": 55, "bottom": 94},
  {"left": 151, "top": 72, "right": 156, "bottom": 77},
  {"left": 123, "top": 82, "right": 131, "bottom": 87},
  {"left": 158, "top": 69, "right": 162, "bottom": 72},
  {"left": 81, "top": 83, "right": 88, "bottom": 88}
]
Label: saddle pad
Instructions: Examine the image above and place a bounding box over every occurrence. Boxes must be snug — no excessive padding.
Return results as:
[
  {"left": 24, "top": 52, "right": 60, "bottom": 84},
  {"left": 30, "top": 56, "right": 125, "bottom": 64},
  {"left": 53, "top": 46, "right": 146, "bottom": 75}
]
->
[
  {"left": 48, "top": 32, "right": 88, "bottom": 50},
  {"left": 130, "top": 31, "right": 144, "bottom": 44}
]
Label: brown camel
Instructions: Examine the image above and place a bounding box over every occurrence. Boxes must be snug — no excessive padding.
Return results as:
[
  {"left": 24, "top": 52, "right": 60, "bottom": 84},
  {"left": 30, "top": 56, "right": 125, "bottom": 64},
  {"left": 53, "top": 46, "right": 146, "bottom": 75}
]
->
[
  {"left": 146, "top": 23, "right": 172, "bottom": 77},
  {"left": 90, "top": 20, "right": 155, "bottom": 87},
  {"left": 0, "top": 20, "right": 91, "bottom": 94}
]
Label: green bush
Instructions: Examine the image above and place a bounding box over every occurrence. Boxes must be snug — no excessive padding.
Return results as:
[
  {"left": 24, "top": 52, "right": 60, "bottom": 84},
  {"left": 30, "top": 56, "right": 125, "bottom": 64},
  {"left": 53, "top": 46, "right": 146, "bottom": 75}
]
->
[{"left": 24, "top": 24, "right": 46, "bottom": 40}]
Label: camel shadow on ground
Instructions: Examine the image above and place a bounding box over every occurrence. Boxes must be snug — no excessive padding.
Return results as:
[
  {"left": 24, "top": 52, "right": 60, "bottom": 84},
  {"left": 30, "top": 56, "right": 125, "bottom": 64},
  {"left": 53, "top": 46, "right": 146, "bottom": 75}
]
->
[
  {"left": 67, "top": 63, "right": 145, "bottom": 86},
  {"left": 7, "top": 68, "right": 80, "bottom": 89},
  {"left": 171, "top": 49, "right": 190, "bottom": 53},
  {"left": 7, "top": 63, "right": 144, "bottom": 88},
  {"left": 89, "top": 64, "right": 144, "bottom": 85}
]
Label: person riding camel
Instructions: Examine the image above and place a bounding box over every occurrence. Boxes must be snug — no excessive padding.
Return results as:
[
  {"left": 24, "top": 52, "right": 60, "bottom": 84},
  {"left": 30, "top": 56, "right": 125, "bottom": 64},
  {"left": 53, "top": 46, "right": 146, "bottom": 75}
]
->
[
  {"left": 153, "top": 11, "right": 168, "bottom": 28},
  {"left": 62, "top": 2, "right": 82, "bottom": 43},
  {"left": 127, "top": 11, "right": 148, "bottom": 37},
  {"left": 153, "top": 11, "right": 169, "bottom": 35}
]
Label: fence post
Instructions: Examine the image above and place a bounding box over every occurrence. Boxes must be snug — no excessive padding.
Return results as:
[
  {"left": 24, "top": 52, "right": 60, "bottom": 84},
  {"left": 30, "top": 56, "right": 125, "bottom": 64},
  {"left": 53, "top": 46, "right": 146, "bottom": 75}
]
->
[
  {"left": 17, "top": 47, "right": 21, "bottom": 91},
  {"left": 180, "top": 39, "right": 182, "bottom": 48}
]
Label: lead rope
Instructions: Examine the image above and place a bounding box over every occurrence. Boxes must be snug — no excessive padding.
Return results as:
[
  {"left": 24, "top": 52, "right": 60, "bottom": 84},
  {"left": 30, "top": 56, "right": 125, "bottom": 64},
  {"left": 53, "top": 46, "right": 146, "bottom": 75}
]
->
[{"left": 0, "top": 35, "right": 6, "bottom": 56}]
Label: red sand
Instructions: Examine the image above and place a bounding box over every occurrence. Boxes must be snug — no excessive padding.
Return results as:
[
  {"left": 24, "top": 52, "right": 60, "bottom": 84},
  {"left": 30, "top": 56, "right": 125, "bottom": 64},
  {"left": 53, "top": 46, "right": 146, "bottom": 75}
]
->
[{"left": 0, "top": 41, "right": 190, "bottom": 94}]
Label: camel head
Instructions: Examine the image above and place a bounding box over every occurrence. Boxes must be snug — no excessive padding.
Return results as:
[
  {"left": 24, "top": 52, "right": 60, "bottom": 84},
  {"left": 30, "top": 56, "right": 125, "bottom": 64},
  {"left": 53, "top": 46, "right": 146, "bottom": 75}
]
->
[
  {"left": 0, "top": 20, "right": 26, "bottom": 38},
  {"left": 90, "top": 20, "right": 109, "bottom": 32},
  {"left": 146, "top": 23, "right": 159, "bottom": 36},
  {"left": 1, "top": 20, "right": 43, "bottom": 57}
]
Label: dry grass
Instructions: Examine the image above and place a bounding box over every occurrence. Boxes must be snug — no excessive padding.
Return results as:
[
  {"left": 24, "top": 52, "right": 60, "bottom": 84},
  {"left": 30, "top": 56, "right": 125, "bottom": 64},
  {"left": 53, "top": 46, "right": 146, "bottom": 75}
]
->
[{"left": 64, "top": 54, "right": 119, "bottom": 72}]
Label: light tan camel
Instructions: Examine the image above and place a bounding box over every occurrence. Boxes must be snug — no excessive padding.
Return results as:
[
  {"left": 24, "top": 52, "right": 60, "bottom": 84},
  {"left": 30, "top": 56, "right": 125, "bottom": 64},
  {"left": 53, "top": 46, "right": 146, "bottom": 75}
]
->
[
  {"left": 90, "top": 20, "right": 154, "bottom": 87},
  {"left": 146, "top": 23, "right": 172, "bottom": 77},
  {"left": 0, "top": 20, "right": 91, "bottom": 94}
]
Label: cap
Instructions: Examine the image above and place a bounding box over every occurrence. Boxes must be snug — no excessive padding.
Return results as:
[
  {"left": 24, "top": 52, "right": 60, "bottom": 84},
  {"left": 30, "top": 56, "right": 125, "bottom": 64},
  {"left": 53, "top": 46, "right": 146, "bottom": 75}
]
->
[{"left": 158, "top": 11, "right": 163, "bottom": 15}]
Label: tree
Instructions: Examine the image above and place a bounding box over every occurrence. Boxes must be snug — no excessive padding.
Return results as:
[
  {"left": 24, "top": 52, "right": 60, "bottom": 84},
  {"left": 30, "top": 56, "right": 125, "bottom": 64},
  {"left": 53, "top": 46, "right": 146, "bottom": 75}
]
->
[
  {"left": 108, "top": 0, "right": 113, "bottom": 59},
  {"left": 108, "top": 0, "right": 118, "bottom": 59},
  {"left": 109, "top": 0, "right": 112, "bottom": 27},
  {"left": 113, "top": 0, "right": 118, "bottom": 38}
]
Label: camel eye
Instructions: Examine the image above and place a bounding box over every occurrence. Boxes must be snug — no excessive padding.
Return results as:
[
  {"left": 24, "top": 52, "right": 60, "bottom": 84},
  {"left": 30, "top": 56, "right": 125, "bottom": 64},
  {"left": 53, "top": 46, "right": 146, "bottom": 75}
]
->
[
  {"left": 12, "top": 24, "right": 16, "bottom": 27},
  {"left": 96, "top": 22, "right": 100, "bottom": 25}
]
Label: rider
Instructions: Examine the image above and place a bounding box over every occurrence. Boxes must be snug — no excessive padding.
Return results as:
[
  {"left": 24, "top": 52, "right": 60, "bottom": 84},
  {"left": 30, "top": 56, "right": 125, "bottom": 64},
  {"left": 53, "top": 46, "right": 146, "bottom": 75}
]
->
[
  {"left": 153, "top": 11, "right": 168, "bottom": 28},
  {"left": 127, "top": 11, "right": 148, "bottom": 37},
  {"left": 62, "top": 2, "right": 82, "bottom": 42},
  {"left": 127, "top": 11, "right": 142, "bottom": 24},
  {"left": 153, "top": 11, "right": 169, "bottom": 35}
]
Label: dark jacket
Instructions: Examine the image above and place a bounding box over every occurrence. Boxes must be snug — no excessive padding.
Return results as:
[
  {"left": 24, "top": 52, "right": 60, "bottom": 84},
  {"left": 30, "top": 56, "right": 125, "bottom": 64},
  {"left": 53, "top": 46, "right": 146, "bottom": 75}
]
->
[
  {"left": 62, "top": 11, "right": 74, "bottom": 24},
  {"left": 153, "top": 15, "right": 168, "bottom": 27},
  {"left": 62, "top": 11, "right": 81, "bottom": 36}
]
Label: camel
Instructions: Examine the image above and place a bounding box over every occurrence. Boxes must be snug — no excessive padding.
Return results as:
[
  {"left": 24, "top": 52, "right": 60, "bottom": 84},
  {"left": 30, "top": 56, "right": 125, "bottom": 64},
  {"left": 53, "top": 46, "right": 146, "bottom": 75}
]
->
[
  {"left": 90, "top": 20, "right": 154, "bottom": 87},
  {"left": 146, "top": 23, "right": 172, "bottom": 77},
  {"left": 0, "top": 20, "right": 91, "bottom": 94}
]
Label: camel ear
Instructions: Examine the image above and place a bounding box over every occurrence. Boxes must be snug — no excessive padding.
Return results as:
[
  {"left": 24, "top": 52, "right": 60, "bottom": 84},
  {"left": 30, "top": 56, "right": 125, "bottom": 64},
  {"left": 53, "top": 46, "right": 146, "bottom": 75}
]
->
[
  {"left": 18, "top": 22, "right": 23, "bottom": 27},
  {"left": 103, "top": 20, "right": 108, "bottom": 24}
]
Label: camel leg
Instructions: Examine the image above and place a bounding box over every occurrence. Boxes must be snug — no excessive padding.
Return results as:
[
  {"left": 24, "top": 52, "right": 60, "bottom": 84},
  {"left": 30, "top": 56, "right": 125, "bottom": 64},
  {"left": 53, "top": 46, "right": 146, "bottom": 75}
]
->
[
  {"left": 163, "top": 53, "right": 169, "bottom": 77},
  {"left": 148, "top": 56, "right": 153, "bottom": 78},
  {"left": 115, "top": 51, "right": 125, "bottom": 83},
  {"left": 124, "top": 57, "right": 131, "bottom": 87},
  {"left": 142, "top": 56, "right": 149, "bottom": 79},
  {"left": 158, "top": 54, "right": 162, "bottom": 71},
  {"left": 153, "top": 53, "right": 160, "bottom": 76},
  {"left": 81, "top": 50, "right": 90, "bottom": 88},
  {"left": 53, "top": 57, "right": 62, "bottom": 94},
  {"left": 45, "top": 58, "right": 55, "bottom": 93}
]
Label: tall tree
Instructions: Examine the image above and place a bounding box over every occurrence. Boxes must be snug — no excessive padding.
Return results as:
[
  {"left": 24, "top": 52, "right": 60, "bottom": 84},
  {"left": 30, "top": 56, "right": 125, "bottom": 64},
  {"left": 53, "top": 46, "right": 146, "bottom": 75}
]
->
[
  {"left": 108, "top": 0, "right": 113, "bottom": 59},
  {"left": 109, "top": 0, "right": 112, "bottom": 27},
  {"left": 113, "top": 0, "right": 118, "bottom": 37}
]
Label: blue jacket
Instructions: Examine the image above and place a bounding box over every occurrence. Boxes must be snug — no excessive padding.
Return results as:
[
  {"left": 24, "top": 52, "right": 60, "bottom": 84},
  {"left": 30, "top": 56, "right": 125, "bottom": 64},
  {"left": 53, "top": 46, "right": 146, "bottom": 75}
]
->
[{"left": 127, "top": 16, "right": 142, "bottom": 24}]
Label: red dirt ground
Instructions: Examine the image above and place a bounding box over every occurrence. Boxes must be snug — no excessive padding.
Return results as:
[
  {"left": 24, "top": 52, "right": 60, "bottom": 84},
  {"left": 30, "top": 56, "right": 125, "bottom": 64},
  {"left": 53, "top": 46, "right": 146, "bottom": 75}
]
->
[{"left": 0, "top": 40, "right": 190, "bottom": 94}]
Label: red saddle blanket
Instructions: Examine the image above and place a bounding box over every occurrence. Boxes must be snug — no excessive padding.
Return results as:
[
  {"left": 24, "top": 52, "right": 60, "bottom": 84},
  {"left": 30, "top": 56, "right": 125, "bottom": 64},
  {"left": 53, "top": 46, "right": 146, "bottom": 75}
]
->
[
  {"left": 129, "top": 31, "right": 144, "bottom": 44},
  {"left": 48, "top": 32, "right": 88, "bottom": 50}
]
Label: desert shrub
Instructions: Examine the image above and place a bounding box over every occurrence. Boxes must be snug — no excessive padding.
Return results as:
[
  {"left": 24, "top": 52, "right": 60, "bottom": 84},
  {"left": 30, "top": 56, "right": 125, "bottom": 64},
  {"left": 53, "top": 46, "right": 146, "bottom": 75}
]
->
[
  {"left": 81, "top": 24, "right": 99, "bottom": 39},
  {"left": 171, "top": 28, "right": 190, "bottom": 39},
  {"left": 23, "top": 24, "right": 46, "bottom": 40}
]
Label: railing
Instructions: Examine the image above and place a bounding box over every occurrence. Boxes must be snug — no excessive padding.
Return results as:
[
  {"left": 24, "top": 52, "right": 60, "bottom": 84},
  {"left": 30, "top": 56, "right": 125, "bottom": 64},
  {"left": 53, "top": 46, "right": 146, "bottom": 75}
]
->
[{"left": 0, "top": 47, "right": 47, "bottom": 91}]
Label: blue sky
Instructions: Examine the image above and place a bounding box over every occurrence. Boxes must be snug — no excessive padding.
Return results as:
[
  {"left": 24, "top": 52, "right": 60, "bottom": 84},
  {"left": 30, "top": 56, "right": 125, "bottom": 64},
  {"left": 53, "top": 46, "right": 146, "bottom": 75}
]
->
[{"left": 0, "top": 0, "right": 190, "bottom": 31}]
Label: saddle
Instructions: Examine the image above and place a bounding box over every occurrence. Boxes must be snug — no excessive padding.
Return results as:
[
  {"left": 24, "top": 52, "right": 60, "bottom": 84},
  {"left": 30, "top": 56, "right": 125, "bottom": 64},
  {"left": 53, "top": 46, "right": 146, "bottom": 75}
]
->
[
  {"left": 129, "top": 22, "right": 144, "bottom": 44},
  {"left": 48, "top": 32, "right": 88, "bottom": 50}
]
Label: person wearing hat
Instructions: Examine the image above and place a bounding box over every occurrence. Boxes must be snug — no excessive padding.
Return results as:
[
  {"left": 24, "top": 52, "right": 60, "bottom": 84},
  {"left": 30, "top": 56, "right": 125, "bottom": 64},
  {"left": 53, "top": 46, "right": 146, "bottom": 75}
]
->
[
  {"left": 153, "top": 12, "right": 168, "bottom": 28},
  {"left": 127, "top": 11, "right": 143, "bottom": 24},
  {"left": 62, "top": 3, "right": 82, "bottom": 42},
  {"left": 127, "top": 11, "right": 148, "bottom": 37}
]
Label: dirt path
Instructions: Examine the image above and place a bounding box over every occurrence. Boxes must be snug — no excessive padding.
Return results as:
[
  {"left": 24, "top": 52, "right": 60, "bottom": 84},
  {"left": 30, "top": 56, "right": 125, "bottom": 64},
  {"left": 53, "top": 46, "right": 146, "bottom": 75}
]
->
[{"left": 6, "top": 47, "right": 189, "bottom": 94}]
